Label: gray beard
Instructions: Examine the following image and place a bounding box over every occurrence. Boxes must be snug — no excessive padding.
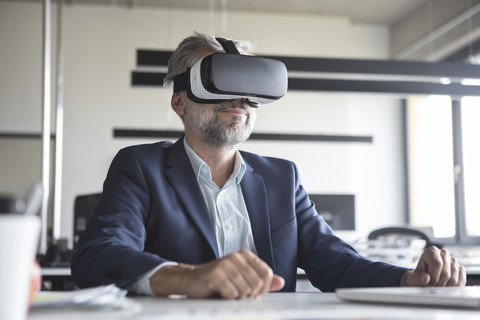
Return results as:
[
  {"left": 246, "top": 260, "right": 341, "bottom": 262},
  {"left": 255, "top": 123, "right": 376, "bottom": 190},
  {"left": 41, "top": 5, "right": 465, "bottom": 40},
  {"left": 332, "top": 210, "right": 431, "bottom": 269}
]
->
[{"left": 184, "top": 100, "right": 256, "bottom": 150}]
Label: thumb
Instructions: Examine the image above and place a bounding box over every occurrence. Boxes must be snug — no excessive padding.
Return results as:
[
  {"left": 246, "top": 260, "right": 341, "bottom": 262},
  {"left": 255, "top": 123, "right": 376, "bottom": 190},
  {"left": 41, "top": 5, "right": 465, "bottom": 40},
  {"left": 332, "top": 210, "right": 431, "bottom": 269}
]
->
[{"left": 269, "top": 275, "right": 285, "bottom": 292}]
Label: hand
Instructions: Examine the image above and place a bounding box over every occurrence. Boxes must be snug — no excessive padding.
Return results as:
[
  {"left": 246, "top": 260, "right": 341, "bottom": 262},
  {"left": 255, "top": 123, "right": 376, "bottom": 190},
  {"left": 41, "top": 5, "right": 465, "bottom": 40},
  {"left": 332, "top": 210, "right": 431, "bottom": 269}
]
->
[
  {"left": 29, "top": 260, "right": 42, "bottom": 307},
  {"left": 150, "top": 249, "right": 285, "bottom": 299},
  {"left": 399, "top": 246, "right": 466, "bottom": 287}
]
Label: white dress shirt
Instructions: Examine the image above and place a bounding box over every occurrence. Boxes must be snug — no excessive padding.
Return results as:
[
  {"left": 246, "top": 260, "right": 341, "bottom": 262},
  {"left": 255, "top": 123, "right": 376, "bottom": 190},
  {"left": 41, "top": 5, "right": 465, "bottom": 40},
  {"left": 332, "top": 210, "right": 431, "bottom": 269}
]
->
[
  {"left": 184, "top": 140, "right": 257, "bottom": 257},
  {"left": 129, "top": 139, "right": 257, "bottom": 295}
]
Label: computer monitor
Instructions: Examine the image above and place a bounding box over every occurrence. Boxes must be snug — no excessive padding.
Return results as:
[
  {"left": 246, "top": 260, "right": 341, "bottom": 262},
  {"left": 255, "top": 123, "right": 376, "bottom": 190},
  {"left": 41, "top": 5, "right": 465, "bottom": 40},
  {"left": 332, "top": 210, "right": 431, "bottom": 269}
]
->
[
  {"left": 308, "top": 194, "right": 355, "bottom": 230},
  {"left": 73, "top": 193, "right": 101, "bottom": 249}
]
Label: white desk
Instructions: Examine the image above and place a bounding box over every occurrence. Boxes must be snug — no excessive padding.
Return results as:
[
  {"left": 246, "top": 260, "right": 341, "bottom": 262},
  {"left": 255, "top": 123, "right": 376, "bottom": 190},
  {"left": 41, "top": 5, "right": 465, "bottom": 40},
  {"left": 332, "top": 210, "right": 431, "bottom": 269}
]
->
[
  {"left": 28, "top": 292, "right": 480, "bottom": 320},
  {"left": 41, "top": 267, "right": 71, "bottom": 277},
  {"left": 41, "top": 267, "right": 74, "bottom": 291}
]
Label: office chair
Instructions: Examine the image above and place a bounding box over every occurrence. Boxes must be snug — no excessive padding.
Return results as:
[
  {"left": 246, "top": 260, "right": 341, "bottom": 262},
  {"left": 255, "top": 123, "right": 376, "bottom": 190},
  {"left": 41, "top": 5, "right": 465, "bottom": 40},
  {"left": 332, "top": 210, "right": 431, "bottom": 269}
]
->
[
  {"left": 368, "top": 226, "right": 443, "bottom": 249},
  {"left": 363, "top": 226, "right": 443, "bottom": 268},
  {"left": 73, "top": 192, "right": 101, "bottom": 249},
  {"left": 39, "top": 192, "right": 102, "bottom": 269},
  {"left": 0, "top": 196, "right": 21, "bottom": 213}
]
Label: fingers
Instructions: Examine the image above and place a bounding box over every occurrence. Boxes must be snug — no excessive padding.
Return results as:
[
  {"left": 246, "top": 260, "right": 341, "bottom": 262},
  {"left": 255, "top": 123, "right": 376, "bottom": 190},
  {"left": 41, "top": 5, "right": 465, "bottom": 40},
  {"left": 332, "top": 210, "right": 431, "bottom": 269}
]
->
[
  {"left": 446, "top": 259, "right": 467, "bottom": 287},
  {"left": 243, "top": 251, "right": 274, "bottom": 297},
  {"left": 204, "top": 254, "right": 251, "bottom": 299},
  {"left": 411, "top": 246, "right": 465, "bottom": 287},
  {"left": 234, "top": 250, "right": 285, "bottom": 298},
  {"left": 200, "top": 250, "right": 284, "bottom": 299},
  {"left": 270, "top": 274, "right": 286, "bottom": 292},
  {"left": 433, "top": 248, "right": 451, "bottom": 286},
  {"left": 459, "top": 264, "right": 467, "bottom": 286}
]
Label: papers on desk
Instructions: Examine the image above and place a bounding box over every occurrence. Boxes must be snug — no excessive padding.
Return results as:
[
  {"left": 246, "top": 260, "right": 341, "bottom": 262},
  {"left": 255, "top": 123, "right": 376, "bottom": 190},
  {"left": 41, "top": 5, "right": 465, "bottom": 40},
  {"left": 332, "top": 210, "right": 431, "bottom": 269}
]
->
[{"left": 32, "top": 284, "right": 127, "bottom": 309}]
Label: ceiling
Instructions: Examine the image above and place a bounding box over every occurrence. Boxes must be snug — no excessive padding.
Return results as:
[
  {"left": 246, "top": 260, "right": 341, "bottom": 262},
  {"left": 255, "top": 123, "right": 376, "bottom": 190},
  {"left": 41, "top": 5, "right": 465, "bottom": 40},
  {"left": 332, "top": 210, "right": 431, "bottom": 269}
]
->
[
  {"left": 6, "top": 0, "right": 479, "bottom": 61},
  {"left": 135, "top": 0, "right": 428, "bottom": 25},
  {"left": 12, "top": 0, "right": 428, "bottom": 26}
]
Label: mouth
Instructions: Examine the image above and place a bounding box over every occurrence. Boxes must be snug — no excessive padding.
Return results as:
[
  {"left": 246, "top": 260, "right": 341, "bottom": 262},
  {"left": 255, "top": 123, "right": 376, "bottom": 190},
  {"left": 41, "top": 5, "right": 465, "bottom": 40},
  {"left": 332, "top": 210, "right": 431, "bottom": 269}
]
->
[{"left": 219, "top": 107, "right": 248, "bottom": 115}]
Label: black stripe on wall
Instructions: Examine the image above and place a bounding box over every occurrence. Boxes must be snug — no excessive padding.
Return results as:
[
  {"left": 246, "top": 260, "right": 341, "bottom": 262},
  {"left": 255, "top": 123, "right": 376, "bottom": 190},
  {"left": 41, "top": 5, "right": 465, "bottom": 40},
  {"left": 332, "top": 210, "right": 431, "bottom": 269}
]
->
[
  {"left": 132, "top": 49, "right": 480, "bottom": 96},
  {"left": 113, "top": 129, "right": 373, "bottom": 143},
  {"left": 0, "top": 132, "right": 56, "bottom": 139},
  {"left": 131, "top": 72, "right": 480, "bottom": 96},
  {"left": 132, "top": 72, "right": 166, "bottom": 86},
  {"left": 287, "top": 79, "right": 480, "bottom": 96},
  {"left": 137, "top": 50, "right": 171, "bottom": 66},
  {"left": 135, "top": 49, "right": 480, "bottom": 79},
  {"left": 268, "top": 55, "right": 480, "bottom": 78}
]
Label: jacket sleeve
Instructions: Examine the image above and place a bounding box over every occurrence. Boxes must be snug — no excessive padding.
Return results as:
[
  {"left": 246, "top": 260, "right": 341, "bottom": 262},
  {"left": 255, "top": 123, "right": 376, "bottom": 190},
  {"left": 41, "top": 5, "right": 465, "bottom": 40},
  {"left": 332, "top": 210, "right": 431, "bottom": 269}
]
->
[
  {"left": 71, "top": 147, "right": 168, "bottom": 289},
  {"left": 292, "top": 163, "right": 408, "bottom": 292}
]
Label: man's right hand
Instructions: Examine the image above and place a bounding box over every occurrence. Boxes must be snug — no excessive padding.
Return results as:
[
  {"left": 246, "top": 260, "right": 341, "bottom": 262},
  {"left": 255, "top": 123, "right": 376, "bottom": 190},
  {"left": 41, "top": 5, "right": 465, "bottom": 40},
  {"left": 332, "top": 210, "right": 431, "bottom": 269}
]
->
[{"left": 149, "top": 249, "right": 285, "bottom": 299}]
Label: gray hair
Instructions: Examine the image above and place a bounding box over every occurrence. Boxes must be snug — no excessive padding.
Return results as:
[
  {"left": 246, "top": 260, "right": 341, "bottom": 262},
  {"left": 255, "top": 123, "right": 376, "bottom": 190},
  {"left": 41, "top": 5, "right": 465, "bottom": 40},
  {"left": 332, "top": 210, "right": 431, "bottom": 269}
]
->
[{"left": 163, "top": 32, "right": 255, "bottom": 88}]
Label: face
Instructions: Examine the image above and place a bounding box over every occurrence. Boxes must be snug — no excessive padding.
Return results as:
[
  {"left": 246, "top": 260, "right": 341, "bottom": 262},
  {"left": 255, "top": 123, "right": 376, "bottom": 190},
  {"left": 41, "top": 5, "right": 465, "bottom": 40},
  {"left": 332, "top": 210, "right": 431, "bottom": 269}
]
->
[{"left": 183, "top": 98, "right": 257, "bottom": 150}]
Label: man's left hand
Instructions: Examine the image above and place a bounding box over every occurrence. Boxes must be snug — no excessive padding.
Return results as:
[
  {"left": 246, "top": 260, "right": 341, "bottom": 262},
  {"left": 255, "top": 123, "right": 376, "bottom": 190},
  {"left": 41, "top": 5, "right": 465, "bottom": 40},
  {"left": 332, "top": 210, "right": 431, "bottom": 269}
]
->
[{"left": 399, "top": 246, "right": 466, "bottom": 287}]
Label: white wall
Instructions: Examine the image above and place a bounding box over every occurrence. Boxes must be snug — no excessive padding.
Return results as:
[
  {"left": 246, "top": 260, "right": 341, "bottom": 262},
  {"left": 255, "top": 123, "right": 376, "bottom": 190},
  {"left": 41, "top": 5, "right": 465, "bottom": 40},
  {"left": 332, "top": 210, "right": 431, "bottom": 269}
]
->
[{"left": 0, "top": 1, "right": 404, "bottom": 246}]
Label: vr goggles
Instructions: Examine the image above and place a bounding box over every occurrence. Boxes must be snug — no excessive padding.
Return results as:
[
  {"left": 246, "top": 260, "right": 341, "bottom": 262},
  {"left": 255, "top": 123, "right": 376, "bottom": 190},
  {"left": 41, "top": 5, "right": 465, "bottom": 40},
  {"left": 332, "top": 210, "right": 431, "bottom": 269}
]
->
[{"left": 173, "top": 38, "right": 288, "bottom": 107}]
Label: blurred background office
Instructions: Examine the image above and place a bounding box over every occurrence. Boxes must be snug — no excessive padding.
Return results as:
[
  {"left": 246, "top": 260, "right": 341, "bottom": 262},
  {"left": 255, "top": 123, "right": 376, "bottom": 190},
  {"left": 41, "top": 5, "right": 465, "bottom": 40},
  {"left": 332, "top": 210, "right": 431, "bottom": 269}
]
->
[{"left": 1, "top": 0, "right": 480, "bottom": 267}]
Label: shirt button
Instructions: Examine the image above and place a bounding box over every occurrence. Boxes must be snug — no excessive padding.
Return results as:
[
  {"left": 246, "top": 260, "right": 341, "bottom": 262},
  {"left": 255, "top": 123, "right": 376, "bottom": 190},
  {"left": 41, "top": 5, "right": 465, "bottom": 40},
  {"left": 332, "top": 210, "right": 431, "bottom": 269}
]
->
[{"left": 227, "top": 224, "right": 233, "bottom": 230}]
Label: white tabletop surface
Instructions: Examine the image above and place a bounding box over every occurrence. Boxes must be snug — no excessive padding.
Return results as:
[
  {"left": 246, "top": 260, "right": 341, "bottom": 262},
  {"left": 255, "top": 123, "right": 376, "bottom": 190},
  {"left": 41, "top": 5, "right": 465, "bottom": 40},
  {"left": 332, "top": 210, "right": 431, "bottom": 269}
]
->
[
  {"left": 40, "top": 267, "right": 71, "bottom": 276},
  {"left": 28, "top": 292, "right": 480, "bottom": 320}
]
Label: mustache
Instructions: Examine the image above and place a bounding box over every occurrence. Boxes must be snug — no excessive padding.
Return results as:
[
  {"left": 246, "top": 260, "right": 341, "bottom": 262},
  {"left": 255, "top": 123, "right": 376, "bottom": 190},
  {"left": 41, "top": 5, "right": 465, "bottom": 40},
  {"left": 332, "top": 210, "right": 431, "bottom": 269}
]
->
[{"left": 213, "top": 100, "right": 250, "bottom": 113}]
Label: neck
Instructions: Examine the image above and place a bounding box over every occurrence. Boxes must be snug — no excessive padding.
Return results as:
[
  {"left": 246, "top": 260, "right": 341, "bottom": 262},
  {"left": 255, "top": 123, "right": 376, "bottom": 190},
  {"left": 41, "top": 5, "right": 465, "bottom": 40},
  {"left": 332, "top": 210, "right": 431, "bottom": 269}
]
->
[{"left": 185, "top": 133, "right": 237, "bottom": 188}]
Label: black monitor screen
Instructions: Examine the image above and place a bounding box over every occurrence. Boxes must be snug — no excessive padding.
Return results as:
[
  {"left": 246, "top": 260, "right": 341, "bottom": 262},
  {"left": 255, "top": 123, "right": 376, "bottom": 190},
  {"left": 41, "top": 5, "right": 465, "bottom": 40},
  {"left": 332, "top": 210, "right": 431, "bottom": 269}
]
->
[{"left": 308, "top": 194, "right": 355, "bottom": 230}]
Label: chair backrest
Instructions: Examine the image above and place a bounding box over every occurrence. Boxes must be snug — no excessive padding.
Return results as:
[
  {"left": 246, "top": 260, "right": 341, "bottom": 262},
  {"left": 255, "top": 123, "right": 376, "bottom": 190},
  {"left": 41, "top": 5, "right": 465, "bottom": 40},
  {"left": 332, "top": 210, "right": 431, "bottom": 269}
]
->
[
  {"left": 368, "top": 226, "right": 442, "bottom": 249},
  {"left": 73, "top": 193, "right": 101, "bottom": 249},
  {"left": 0, "top": 196, "right": 21, "bottom": 213}
]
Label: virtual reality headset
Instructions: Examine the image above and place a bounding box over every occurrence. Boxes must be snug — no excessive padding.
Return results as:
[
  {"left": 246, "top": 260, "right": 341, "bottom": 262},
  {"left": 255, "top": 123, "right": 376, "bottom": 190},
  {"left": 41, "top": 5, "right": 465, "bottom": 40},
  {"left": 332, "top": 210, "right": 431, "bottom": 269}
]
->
[{"left": 173, "top": 39, "right": 288, "bottom": 107}]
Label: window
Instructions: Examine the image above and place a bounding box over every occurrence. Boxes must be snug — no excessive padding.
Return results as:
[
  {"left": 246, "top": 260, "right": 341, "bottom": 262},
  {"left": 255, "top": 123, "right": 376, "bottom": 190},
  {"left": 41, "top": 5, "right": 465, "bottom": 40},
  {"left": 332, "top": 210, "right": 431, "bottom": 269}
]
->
[
  {"left": 407, "top": 96, "right": 455, "bottom": 238},
  {"left": 461, "top": 97, "right": 480, "bottom": 237}
]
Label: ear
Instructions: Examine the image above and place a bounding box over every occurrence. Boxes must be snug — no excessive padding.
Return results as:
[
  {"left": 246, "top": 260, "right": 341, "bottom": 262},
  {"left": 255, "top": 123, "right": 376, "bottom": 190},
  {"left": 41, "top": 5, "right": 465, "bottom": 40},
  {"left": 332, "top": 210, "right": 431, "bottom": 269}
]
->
[{"left": 171, "top": 92, "right": 185, "bottom": 116}]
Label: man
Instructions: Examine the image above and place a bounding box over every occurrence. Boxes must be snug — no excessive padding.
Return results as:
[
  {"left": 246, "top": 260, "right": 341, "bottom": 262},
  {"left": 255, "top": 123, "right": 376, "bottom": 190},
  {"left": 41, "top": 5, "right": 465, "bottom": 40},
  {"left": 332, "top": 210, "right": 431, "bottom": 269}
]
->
[{"left": 71, "top": 33, "right": 466, "bottom": 299}]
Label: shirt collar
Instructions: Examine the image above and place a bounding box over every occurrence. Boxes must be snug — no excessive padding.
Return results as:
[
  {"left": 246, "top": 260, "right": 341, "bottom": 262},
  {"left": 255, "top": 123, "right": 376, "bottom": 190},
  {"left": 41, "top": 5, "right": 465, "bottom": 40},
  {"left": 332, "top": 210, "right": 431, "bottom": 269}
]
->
[{"left": 183, "top": 138, "right": 246, "bottom": 185}]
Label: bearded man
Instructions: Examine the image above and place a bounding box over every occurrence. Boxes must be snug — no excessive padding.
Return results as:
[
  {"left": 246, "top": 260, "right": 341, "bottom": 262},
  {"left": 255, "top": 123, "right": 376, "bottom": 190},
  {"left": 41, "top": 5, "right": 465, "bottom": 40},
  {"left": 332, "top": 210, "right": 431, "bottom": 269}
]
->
[{"left": 71, "top": 33, "right": 465, "bottom": 300}]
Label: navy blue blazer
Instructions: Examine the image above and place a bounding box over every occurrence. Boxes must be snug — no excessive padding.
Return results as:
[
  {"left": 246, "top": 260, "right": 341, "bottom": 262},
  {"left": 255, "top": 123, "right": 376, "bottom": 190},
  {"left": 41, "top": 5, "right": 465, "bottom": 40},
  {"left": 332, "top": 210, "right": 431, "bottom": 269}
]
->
[{"left": 71, "top": 138, "right": 407, "bottom": 292}]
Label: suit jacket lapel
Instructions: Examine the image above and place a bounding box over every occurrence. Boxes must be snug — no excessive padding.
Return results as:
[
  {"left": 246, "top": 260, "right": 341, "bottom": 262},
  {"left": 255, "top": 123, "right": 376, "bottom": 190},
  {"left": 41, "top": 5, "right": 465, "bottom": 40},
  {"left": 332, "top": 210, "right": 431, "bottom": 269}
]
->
[
  {"left": 164, "top": 138, "right": 219, "bottom": 258},
  {"left": 241, "top": 164, "right": 276, "bottom": 272}
]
